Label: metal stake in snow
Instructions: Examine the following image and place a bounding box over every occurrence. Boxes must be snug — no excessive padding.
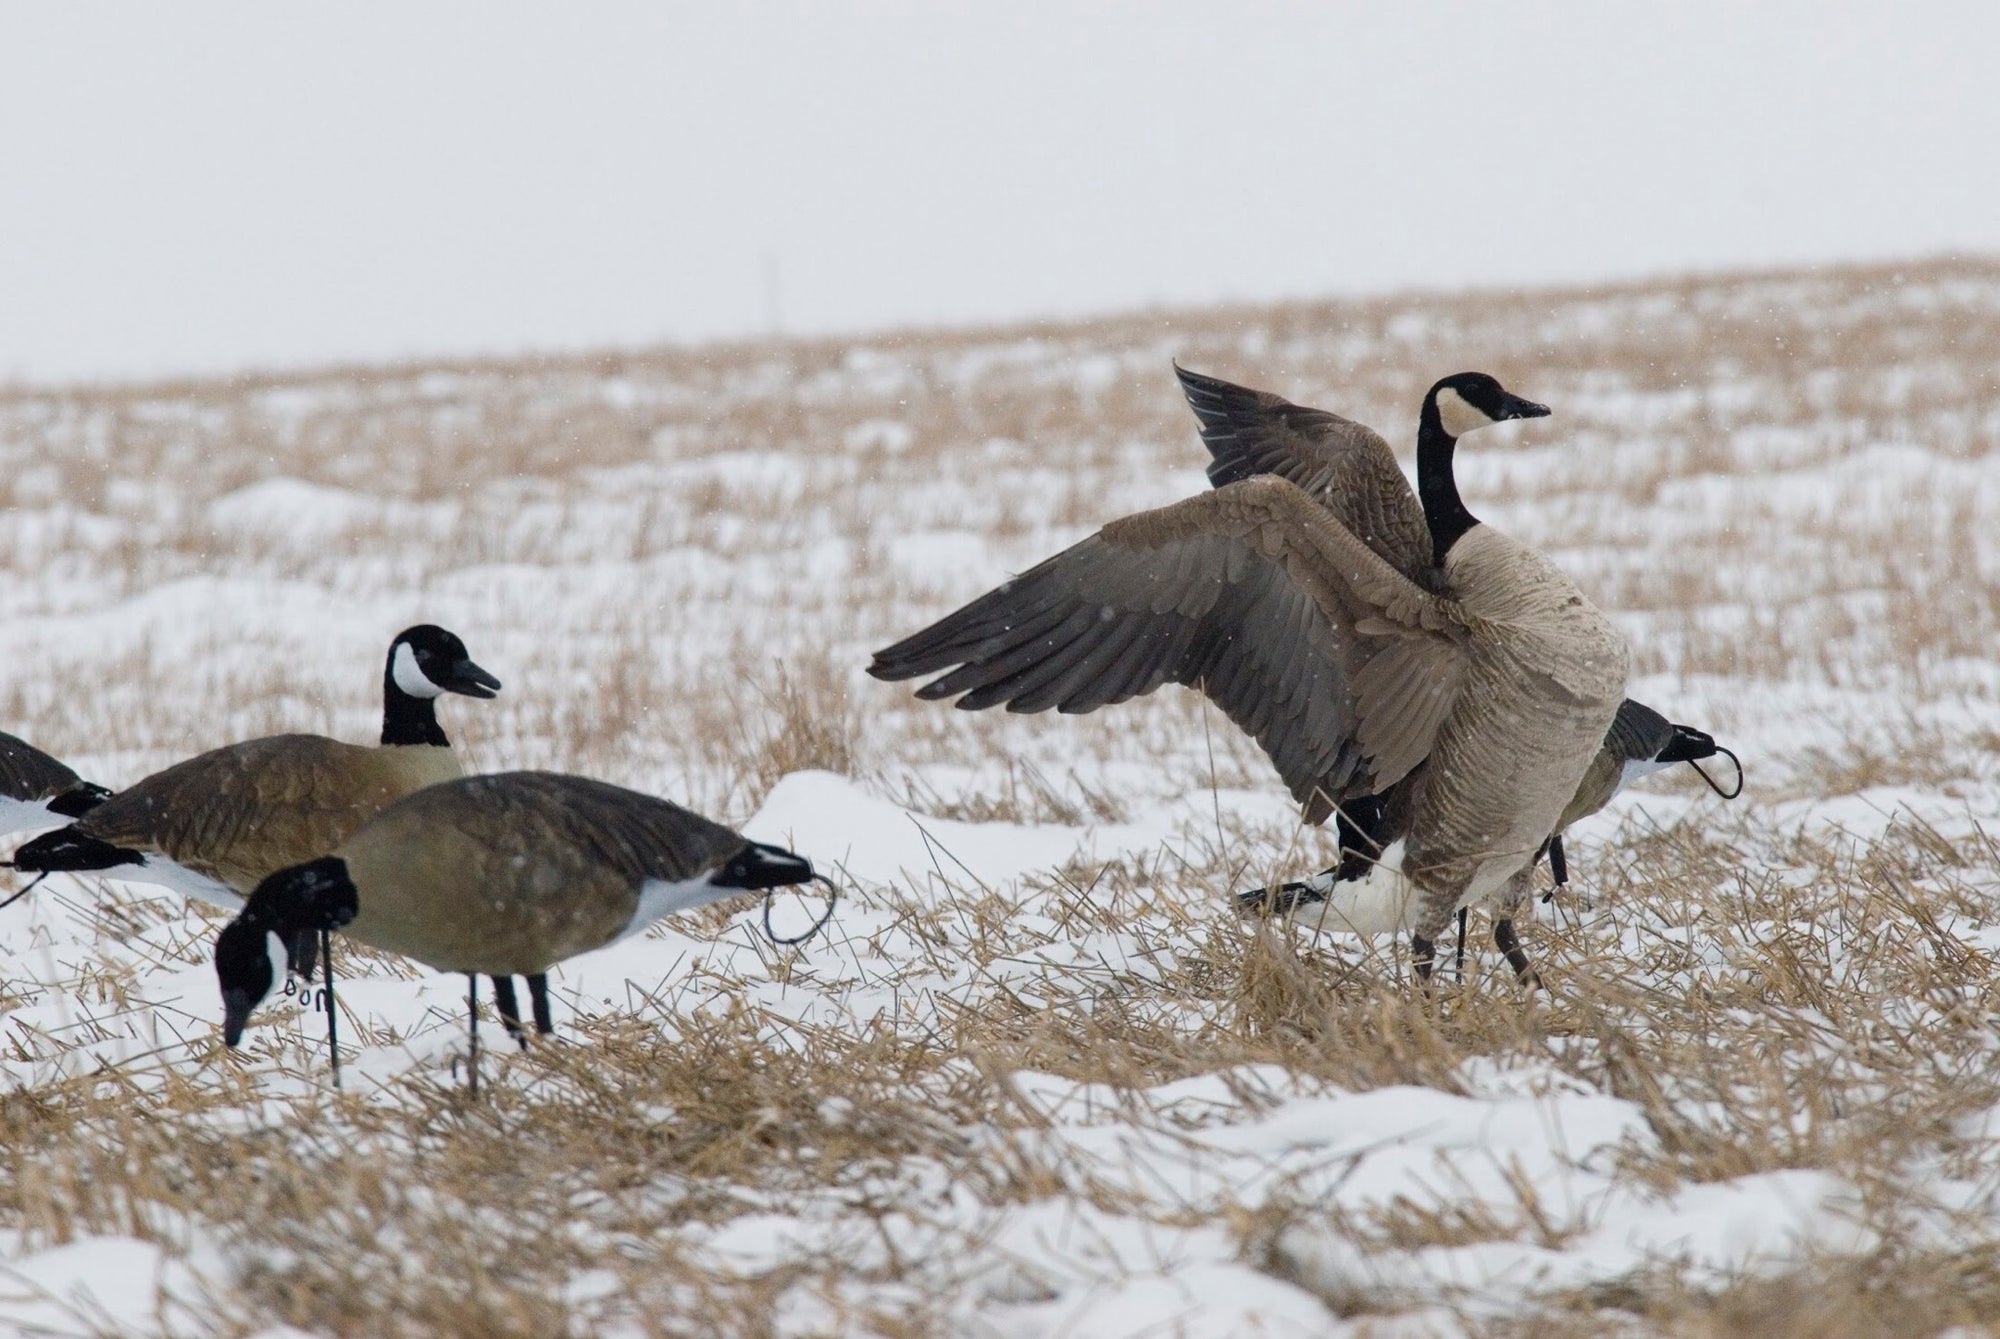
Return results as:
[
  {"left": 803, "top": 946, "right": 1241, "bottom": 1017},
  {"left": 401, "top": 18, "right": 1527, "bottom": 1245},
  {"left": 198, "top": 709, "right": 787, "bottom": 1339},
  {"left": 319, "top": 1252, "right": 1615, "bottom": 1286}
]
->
[
  {"left": 320, "top": 928, "right": 341, "bottom": 1091},
  {"left": 0, "top": 867, "right": 49, "bottom": 910}
]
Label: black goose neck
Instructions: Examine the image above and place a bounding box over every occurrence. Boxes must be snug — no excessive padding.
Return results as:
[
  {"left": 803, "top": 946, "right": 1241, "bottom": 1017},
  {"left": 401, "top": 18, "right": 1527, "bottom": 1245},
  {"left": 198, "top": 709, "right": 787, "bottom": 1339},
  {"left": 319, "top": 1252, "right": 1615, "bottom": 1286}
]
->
[
  {"left": 381, "top": 669, "right": 450, "bottom": 747},
  {"left": 1417, "top": 397, "right": 1480, "bottom": 568}
]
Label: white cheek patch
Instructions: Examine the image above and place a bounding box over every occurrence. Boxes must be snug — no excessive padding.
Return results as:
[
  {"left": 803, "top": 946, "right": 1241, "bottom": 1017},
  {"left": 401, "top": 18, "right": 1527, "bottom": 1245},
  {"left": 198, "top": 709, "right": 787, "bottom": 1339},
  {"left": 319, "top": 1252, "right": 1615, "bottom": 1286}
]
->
[
  {"left": 1434, "top": 386, "right": 1496, "bottom": 439},
  {"left": 265, "top": 930, "right": 290, "bottom": 987},
  {"left": 390, "top": 642, "right": 446, "bottom": 699}
]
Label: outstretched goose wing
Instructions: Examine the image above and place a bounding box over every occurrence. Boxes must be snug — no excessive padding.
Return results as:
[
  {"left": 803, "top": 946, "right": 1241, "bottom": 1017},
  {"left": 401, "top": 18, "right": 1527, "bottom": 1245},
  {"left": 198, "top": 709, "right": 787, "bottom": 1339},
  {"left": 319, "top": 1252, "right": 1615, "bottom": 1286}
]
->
[
  {"left": 1175, "top": 365, "right": 1435, "bottom": 586},
  {"left": 870, "top": 477, "right": 1472, "bottom": 822}
]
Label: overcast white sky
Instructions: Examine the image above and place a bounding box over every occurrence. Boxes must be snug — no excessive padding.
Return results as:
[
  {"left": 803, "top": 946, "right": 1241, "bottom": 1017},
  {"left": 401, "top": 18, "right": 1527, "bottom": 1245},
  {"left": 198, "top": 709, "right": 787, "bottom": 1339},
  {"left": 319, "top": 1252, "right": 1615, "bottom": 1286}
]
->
[{"left": 4, "top": 3, "right": 1998, "bottom": 385}]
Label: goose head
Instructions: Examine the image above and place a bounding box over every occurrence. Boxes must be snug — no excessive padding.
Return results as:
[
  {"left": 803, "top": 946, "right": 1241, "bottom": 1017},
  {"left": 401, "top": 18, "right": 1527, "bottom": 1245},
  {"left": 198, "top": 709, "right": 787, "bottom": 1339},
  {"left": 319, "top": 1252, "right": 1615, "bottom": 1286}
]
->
[
  {"left": 215, "top": 856, "right": 359, "bottom": 1046},
  {"left": 1415, "top": 373, "right": 1552, "bottom": 567},
  {"left": 386, "top": 625, "right": 503, "bottom": 702},
  {"left": 1425, "top": 372, "right": 1550, "bottom": 441}
]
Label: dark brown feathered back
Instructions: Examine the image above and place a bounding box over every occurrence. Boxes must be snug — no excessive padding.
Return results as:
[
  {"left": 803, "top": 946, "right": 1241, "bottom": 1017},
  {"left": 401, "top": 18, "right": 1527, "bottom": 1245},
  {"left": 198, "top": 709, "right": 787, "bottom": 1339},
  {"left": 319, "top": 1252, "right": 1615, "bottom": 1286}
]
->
[
  {"left": 336, "top": 771, "right": 758, "bottom": 975},
  {"left": 408, "top": 771, "right": 748, "bottom": 886},
  {"left": 74, "top": 734, "right": 462, "bottom": 892}
]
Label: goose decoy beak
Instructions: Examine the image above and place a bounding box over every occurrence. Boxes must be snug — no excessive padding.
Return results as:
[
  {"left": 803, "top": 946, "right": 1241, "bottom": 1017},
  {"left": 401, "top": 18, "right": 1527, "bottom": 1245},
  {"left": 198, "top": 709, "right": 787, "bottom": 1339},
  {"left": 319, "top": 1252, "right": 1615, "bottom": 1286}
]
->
[
  {"left": 1498, "top": 393, "right": 1551, "bottom": 421},
  {"left": 442, "top": 658, "right": 502, "bottom": 699}
]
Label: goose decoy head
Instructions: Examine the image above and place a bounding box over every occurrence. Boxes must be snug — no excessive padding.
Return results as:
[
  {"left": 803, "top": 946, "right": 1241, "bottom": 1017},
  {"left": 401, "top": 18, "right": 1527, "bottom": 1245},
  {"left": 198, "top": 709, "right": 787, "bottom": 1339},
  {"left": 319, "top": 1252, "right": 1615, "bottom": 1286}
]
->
[
  {"left": 216, "top": 856, "right": 359, "bottom": 1046},
  {"left": 388, "top": 625, "right": 503, "bottom": 701},
  {"left": 1427, "top": 372, "right": 1551, "bottom": 440}
]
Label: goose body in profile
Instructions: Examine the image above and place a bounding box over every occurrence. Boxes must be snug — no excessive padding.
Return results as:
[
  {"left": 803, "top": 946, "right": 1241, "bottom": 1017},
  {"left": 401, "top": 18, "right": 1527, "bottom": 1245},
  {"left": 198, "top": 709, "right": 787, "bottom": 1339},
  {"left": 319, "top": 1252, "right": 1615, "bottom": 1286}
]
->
[
  {"left": 870, "top": 368, "right": 1628, "bottom": 982},
  {"left": 12, "top": 625, "right": 500, "bottom": 913},
  {"left": 1, "top": 733, "right": 111, "bottom": 841},
  {"left": 1246, "top": 697, "right": 1740, "bottom": 975},
  {"left": 214, "top": 770, "right": 823, "bottom": 1085}
]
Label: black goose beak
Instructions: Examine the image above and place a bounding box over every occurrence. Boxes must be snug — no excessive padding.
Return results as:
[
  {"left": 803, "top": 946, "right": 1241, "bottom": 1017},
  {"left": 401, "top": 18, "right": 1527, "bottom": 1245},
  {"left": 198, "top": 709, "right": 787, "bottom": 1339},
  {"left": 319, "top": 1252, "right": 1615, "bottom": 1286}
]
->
[
  {"left": 443, "top": 659, "right": 502, "bottom": 699},
  {"left": 222, "top": 988, "right": 255, "bottom": 1048},
  {"left": 1658, "top": 724, "right": 1719, "bottom": 764},
  {"left": 1499, "top": 394, "right": 1551, "bottom": 421}
]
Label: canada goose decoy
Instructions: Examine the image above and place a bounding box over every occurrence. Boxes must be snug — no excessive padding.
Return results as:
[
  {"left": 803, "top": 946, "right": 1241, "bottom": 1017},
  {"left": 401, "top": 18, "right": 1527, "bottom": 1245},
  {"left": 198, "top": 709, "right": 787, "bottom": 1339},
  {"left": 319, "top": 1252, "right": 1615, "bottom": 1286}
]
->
[
  {"left": 12, "top": 624, "right": 500, "bottom": 914},
  {"left": 1, "top": 732, "right": 111, "bottom": 840},
  {"left": 1540, "top": 698, "right": 1741, "bottom": 894},
  {"left": 213, "top": 771, "right": 830, "bottom": 1093},
  {"left": 11, "top": 625, "right": 499, "bottom": 1070},
  {"left": 870, "top": 369, "right": 1628, "bottom": 986},
  {"left": 1242, "top": 698, "right": 1743, "bottom": 978}
]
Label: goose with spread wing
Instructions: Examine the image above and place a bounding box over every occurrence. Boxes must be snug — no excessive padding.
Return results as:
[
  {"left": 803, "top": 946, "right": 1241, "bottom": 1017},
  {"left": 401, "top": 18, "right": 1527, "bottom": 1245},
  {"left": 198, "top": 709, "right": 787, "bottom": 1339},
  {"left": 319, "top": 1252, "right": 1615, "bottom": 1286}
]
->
[
  {"left": 1179, "top": 367, "right": 1736, "bottom": 975},
  {"left": 869, "top": 369, "right": 1629, "bottom": 981}
]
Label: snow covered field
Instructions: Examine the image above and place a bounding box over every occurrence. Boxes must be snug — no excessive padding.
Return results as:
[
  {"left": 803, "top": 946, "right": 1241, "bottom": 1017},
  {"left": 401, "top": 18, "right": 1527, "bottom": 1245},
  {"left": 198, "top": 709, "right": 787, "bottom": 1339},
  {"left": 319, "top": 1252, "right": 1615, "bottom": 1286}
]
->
[{"left": 5, "top": 259, "right": 2000, "bottom": 1335}]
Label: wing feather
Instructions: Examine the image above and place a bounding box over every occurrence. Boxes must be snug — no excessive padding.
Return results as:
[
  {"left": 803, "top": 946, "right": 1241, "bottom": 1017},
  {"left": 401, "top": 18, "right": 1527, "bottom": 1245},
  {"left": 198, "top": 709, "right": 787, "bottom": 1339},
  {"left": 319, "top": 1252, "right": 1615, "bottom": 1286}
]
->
[
  {"left": 872, "top": 477, "right": 1471, "bottom": 818},
  {"left": 1176, "top": 364, "right": 1435, "bottom": 587}
]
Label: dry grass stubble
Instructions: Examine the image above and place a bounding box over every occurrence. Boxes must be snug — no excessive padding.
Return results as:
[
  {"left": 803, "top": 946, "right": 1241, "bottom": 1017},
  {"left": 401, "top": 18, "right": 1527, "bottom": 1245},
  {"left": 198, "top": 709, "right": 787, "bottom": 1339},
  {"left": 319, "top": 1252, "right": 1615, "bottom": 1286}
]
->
[{"left": 5, "top": 258, "right": 2000, "bottom": 1331}]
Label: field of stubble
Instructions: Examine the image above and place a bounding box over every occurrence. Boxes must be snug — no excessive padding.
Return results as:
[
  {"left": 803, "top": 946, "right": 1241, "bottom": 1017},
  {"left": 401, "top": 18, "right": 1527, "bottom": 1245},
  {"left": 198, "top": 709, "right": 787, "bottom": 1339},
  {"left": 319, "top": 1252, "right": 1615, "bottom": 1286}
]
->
[{"left": 5, "top": 258, "right": 2000, "bottom": 1336}]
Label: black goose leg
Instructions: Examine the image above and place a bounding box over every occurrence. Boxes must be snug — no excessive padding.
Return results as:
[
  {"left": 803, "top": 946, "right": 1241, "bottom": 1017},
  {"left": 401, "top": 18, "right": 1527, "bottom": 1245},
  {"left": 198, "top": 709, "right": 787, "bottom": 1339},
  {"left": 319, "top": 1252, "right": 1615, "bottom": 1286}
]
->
[
  {"left": 527, "top": 973, "right": 553, "bottom": 1036},
  {"left": 1454, "top": 907, "right": 1468, "bottom": 981},
  {"left": 491, "top": 976, "right": 528, "bottom": 1049},
  {"left": 322, "top": 929, "right": 341, "bottom": 1090},
  {"left": 1493, "top": 918, "right": 1541, "bottom": 987},
  {"left": 466, "top": 973, "right": 481, "bottom": 1096},
  {"left": 1410, "top": 932, "right": 1436, "bottom": 984}
]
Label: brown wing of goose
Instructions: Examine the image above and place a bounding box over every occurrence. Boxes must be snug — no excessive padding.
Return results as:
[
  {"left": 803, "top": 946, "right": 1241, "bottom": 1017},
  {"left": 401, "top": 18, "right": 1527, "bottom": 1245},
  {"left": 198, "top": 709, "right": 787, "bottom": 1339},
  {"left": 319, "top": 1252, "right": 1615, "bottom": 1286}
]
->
[
  {"left": 870, "top": 476, "right": 1471, "bottom": 823},
  {"left": 76, "top": 735, "right": 426, "bottom": 890},
  {"left": 0, "top": 732, "right": 85, "bottom": 802},
  {"left": 336, "top": 771, "right": 763, "bottom": 974},
  {"left": 1174, "top": 365, "right": 1435, "bottom": 588},
  {"left": 434, "top": 771, "right": 752, "bottom": 886}
]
